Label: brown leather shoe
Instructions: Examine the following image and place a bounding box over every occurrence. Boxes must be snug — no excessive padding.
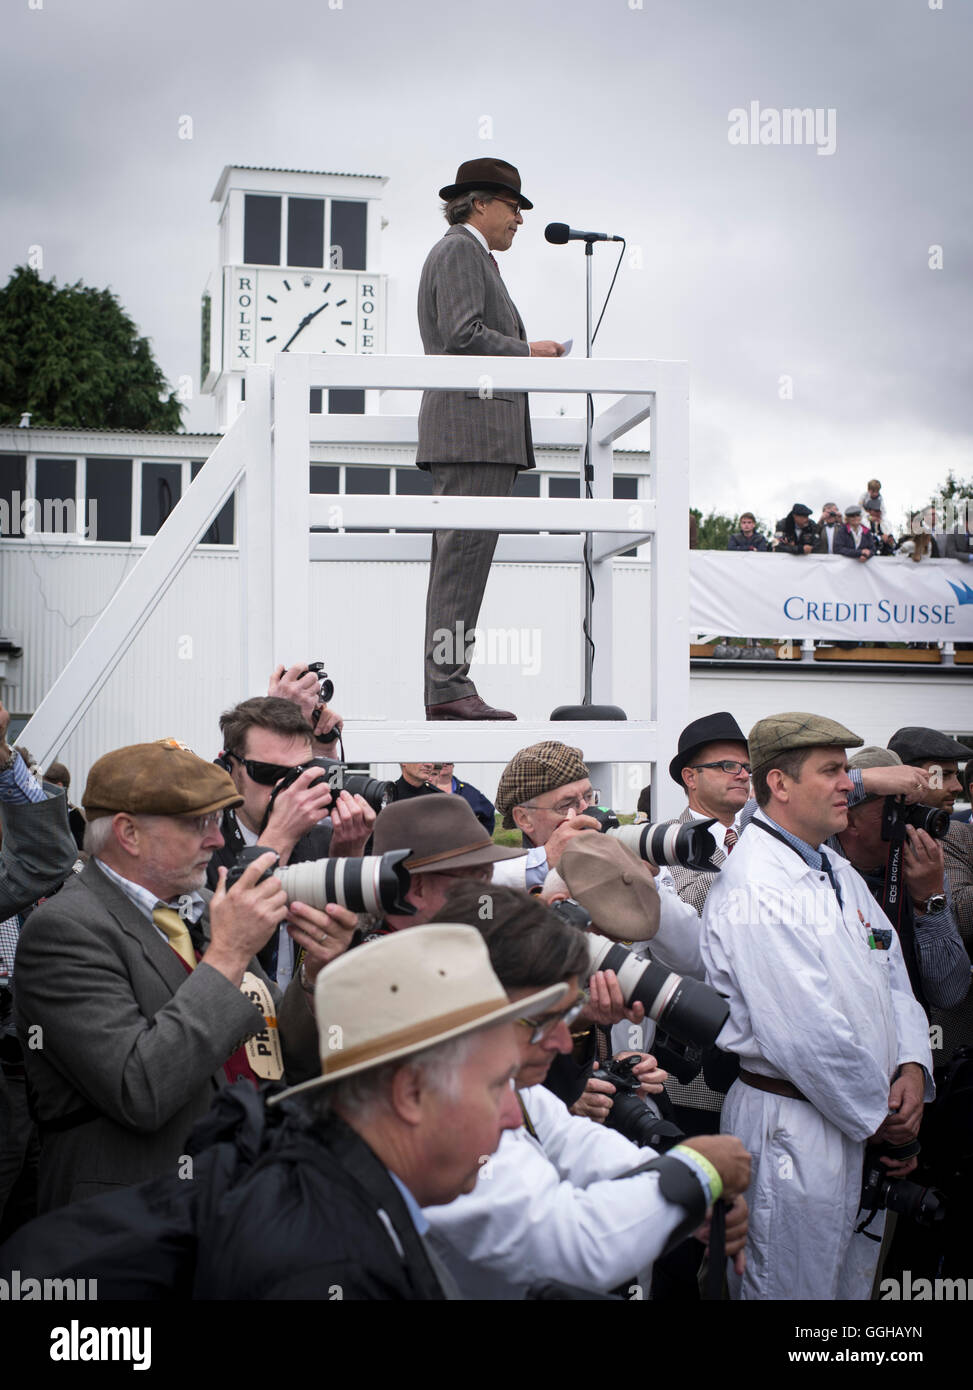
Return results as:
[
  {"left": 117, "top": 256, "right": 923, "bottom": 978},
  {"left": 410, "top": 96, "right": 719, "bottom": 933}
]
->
[{"left": 425, "top": 696, "right": 517, "bottom": 721}]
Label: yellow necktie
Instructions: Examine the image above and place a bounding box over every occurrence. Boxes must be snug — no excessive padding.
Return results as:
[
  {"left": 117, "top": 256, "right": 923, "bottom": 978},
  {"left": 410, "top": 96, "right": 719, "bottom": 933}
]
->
[{"left": 152, "top": 906, "right": 197, "bottom": 971}]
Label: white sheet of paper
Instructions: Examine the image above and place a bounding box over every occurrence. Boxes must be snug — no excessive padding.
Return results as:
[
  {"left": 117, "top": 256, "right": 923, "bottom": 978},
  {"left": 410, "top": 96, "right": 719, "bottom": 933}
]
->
[{"left": 560, "top": 338, "right": 573, "bottom": 356}]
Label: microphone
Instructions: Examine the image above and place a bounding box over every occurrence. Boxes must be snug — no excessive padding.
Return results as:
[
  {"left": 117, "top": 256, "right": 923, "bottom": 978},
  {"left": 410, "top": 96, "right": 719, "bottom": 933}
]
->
[{"left": 545, "top": 222, "right": 623, "bottom": 244}]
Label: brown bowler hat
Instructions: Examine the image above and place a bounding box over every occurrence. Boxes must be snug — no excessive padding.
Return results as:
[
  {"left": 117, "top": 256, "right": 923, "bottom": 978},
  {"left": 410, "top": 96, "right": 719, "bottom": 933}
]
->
[
  {"left": 83, "top": 738, "right": 243, "bottom": 821},
  {"left": 439, "top": 157, "right": 533, "bottom": 210},
  {"left": 373, "top": 794, "right": 525, "bottom": 873}
]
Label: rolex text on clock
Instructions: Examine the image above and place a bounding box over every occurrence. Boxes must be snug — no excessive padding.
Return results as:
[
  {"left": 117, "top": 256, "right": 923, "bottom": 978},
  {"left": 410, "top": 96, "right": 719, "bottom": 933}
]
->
[{"left": 225, "top": 268, "right": 385, "bottom": 367}]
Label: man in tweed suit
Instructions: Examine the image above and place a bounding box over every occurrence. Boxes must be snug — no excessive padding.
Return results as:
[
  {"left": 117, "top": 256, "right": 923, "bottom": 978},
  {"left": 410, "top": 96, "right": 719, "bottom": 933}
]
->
[
  {"left": 417, "top": 157, "right": 563, "bottom": 720},
  {"left": 14, "top": 739, "right": 344, "bottom": 1212}
]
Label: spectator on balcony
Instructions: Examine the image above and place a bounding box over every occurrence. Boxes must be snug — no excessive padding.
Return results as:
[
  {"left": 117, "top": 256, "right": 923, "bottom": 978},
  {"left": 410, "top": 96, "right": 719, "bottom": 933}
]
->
[
  {"left": 726, "top": 513, "right": 769, "bottom": 552},
  {"left": 772, "top": 503, "right": 819, "bottom": 556},
  {"left": 835, "top": 504, "right": 877, "bottom": 562},
  {"left": 815, "top": 502, "right": 842, "bottom": 554}
]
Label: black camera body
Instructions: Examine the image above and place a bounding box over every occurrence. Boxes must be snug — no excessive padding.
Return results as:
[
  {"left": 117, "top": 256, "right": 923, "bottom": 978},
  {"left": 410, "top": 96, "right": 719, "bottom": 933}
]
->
[
  {"left": 268, "top": 756, "right": 393, "bottom": 816},
  {"left": 881, "top": 797, "right": 950, "bottom": 844},
  {"left": 597, "top": 1055, "right": 686, "bottom": 1151},
  {"left": 860, "top": 1140, "right": 944, "bottom": 1227}
]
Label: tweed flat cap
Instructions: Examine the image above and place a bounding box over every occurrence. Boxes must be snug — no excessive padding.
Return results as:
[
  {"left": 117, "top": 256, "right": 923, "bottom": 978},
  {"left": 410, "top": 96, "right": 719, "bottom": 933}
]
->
[
  {"left": 495, "top": 741, "right": 589, "bottom": 829},
  {"left": 558, "top": 832, "right": 660, "bottom": 942},
  {"left": 747, "top": 713, "right": 863, "bottom": 774},
  {"left": 887, "top": 727, "right": 973, "bottom": 765},
  {"left": 83, "top": 738, "right": 243, "bottom": 821}
]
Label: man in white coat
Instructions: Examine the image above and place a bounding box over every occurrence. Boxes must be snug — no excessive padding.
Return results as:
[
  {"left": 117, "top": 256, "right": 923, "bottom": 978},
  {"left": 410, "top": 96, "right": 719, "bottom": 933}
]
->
[
  {"left": 701, "top": 712, "right": 934, "bottom": 1301},
  {"left": 424, "top": 882, "right": 752, "bottom": 1298}
]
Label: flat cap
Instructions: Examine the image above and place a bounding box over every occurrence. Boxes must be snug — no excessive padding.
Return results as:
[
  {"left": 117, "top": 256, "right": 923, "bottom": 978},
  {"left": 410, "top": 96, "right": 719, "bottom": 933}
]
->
[
  {"left": 791, "top": 503, "right": 813, "bottom": 517},
  {"left": 83, "top": 738, "right": 243, "bottom": 821},
  {"left": 558, "top": 832, "right": 659, "bottom": 942},
  {"left": 747, "top": 712, "right": 863, "bottom": 774},
  {"left": 844, "top": 503, "right": 863, "bottom": 517},
  {"left": 495, "top": 741, "right": 589, "bottom": 829},
  {"left": 887, "top": 727, "right": 973, "bottom": 765}
]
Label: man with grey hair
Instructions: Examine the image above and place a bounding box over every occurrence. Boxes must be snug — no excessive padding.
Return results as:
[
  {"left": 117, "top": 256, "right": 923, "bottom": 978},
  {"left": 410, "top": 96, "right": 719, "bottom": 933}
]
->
[{"left": 417, "top": 156, "right": 563, "bottom": 721}]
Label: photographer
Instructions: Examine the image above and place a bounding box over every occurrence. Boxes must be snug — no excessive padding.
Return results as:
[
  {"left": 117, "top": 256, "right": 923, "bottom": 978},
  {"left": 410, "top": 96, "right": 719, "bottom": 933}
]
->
[
  {"left": 425, "top": 882, "right": 752, "bottom": 1299},
  {"left": 834, "top": 747, "right": 969, "bottom": 1014},
  {"left": 211, "top": 695, "right": 375, "bottom": 983},
  {"left": 771, "top": 501, "right": 819, "bottom": 555}
]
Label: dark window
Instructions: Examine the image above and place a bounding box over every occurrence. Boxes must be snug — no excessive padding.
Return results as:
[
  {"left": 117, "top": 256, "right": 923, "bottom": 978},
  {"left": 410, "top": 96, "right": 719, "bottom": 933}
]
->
[
  {"left": 329, "top": 200, "right": 367, "bottom": 270},
  {"left": 310, "top": 388, "right": 323, "bottom": 415},
  {"left": 35, "top": 458, "right": 77, "bottom": 534},
  {"left": 395, "top": 469, "right": 434, "bottom": 495},
  {"left": 549, "top": 475, "right": 580, "bottom": 498},
  {"left": 86, "top": 458, "right": 132, "bottom": 542},
  {"left": 513, "top": 472, "right": 540, "bottom": 497},
  {"left": 141, "top": 463, "right": 182, "bottom": 536},
  {"left": 0, "top": 454, "right": 26, "bottom": 537},
  {"left": 346, "top": 467, "right": 389, "bottom": 494},
  {"left": 244, "top": 194, "right": 281, "bottom": 265},
  {"left": 310, "top": 465, "right": 340, "bottom": 494},
  {"left": 288, "top": 197, "right": 325, "bottom": 268},
  {"left": 190, "top": 460, "right": 235, "bottom": 545},
  {"left": 614, "top": 476, "right": 639, "bottom": 556},
  {"left": 328, "top": 389, "right": 365, "bottom": 414}
]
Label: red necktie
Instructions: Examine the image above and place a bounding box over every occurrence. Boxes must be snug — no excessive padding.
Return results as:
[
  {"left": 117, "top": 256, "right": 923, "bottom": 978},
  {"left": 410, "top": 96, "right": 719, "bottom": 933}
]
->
[
  {"left": 488, "top": 253, "right": 500, "bottom": 272},
  {"left": 723, "top": 828, "right": 738, "bottom": 855}
]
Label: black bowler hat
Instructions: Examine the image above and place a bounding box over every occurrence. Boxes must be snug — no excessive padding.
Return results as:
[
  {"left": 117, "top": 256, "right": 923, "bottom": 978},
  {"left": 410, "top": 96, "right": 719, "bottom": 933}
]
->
[
  {"left": 669, "top": 712, "right": 748, "bottom": 786},
  {"left": 439, "top": 157, "right": 533, "bottom": 210}
]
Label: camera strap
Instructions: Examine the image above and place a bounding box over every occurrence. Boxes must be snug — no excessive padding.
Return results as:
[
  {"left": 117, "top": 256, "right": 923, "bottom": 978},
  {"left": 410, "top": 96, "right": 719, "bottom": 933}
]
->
[{"left": 880, "top": 837, "right": 906, "bottom": 934}]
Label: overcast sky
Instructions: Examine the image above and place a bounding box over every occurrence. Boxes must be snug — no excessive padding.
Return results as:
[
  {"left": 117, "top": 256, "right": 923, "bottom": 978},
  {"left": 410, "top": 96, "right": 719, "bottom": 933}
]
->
[{"left": 2, "top": 0, "right": 970, "bottom": 533}]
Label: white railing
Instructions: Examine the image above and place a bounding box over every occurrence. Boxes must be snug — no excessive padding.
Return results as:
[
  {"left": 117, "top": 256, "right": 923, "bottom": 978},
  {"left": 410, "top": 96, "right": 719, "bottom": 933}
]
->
[{"left": 21, "top": 352, "right": 690, "bottom": 815}]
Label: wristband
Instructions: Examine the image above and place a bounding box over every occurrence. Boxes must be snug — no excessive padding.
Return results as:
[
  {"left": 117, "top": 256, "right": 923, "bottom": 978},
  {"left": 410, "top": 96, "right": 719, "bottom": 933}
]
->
[{"left": 671, "top": 1144, "right": 724, "bottom": 1205}]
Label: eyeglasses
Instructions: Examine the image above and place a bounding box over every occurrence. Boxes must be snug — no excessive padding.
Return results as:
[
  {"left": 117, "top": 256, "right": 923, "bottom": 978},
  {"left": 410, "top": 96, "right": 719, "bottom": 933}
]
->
[
  {"left": 519, "top": 789, "right": 600, "bottom": 817},
  {"left": 227, "top": 753, "right": 308, "bottom": 786},
  {"left": 517, "top": 989, "right": 589, "bottom": 1045},
  {"left": 489, "top": 195, "right": 522, "bottom": 215},
  {"left": 178, "top": 811, "right": 223, "bottom": 836},
  {"left": 690, "top": 760, "right": 751, "bottom": 776}
]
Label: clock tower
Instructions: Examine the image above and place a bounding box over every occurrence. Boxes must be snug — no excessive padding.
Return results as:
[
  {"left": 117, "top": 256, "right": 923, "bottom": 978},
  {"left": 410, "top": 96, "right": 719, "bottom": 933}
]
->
[{"left": 202, "top": 165, "right": 388, "bottom": 428}]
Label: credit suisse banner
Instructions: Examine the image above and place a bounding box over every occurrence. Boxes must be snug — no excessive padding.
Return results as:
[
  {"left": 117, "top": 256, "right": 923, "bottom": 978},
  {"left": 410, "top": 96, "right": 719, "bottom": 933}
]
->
[{"left": 690, "top": 553, "right": 973, "bottom": 642}]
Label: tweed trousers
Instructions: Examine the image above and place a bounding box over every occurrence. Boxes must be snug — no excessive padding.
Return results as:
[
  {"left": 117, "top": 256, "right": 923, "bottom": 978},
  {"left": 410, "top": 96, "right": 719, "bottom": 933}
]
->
[{"left": 423, "top": 462, "right": 518, "bottom": 706}]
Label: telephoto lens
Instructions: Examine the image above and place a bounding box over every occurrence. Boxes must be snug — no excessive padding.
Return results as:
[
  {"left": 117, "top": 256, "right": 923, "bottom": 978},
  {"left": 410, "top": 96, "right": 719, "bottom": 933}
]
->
[
  {"left": 584, "top": 805, "right": 718, "bottom": 871},
  {"left": 586, "top": 932, "right": 729, "bottom": 1052},
  {"left": 606, "top": 818, "right": 719, "bottom": 872},
  {"left": 226, "top": 845, "right": 414, "bottom": 916}
]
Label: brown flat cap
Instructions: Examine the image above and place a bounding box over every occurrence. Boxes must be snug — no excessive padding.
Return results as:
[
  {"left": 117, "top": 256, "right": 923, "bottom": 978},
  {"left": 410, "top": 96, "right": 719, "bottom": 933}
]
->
[
  {"left": 558, "top": 832, "right": 660, "bottom": 942},
  {"left": 82, "top": 738, "right": 243, "bottom": 822},
  {"left": 373, "top": 794, "right": 525, "bottom": 873},
  {"left": 748, "top": 712, "right": 863, "bottom": 774},
  {"left": 495, "top": 741, "right": 589, "bottom": 829}
]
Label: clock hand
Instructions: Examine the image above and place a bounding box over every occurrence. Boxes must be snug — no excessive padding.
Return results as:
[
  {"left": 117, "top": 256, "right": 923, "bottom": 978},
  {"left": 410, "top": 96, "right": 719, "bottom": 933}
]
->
[{"left": 280, "top": 302, "right": 330, "bottom": 352}]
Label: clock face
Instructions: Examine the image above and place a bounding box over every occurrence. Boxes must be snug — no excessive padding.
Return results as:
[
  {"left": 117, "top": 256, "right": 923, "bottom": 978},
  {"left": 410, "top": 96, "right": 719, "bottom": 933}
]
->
[
  {"left": 256, "top": 269, "right": 358, "bottom": 358},
  {"left": 223, "top": 267, "right": 384, "bottom": 370}
]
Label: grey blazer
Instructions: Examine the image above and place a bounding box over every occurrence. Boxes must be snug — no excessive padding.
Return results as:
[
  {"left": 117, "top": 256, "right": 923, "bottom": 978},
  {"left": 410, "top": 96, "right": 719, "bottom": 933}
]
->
[
  {"left": 0, "top": 785, "right": 77, "bottom": 921},
  {"left": 416, "top": 224, "right": 534, "bottom": 469},
  {"left": 14, "top": 859, "right": 317, "bottom": 1211}
]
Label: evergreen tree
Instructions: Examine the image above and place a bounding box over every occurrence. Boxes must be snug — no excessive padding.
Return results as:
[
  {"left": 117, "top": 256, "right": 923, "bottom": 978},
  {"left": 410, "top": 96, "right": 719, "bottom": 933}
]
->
[{"left": 0, "top": 266, "right": 183, "bottom": 430}]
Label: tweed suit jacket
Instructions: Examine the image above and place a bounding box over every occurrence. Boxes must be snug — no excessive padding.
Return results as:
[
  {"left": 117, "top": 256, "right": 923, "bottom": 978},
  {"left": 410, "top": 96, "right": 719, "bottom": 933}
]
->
[
  {"left": 931, "top": 821, "right": 973, "bottom": 1054},
  {"left": 14, "top": 859, "right": 317, "bottom": 1212},
  {"left": 0, "top": 786, "right": 77, "bottom": 920},
  {"left": 416, "top": 224, "right": 534, "bottom": 469},
  {"left": 662, "top": 805, "right": 729, "bottom": 916}
]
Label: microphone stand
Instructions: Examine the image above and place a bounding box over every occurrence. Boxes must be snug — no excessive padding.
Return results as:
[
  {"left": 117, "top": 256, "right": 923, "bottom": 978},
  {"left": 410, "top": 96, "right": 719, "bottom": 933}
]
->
[{"left": 582, "top": 237, "right": 595, "bottom": 703}]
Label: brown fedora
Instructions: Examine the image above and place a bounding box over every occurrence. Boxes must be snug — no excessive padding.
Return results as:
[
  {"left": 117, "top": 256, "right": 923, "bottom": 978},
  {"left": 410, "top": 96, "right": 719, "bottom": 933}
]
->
[
  {"left": 438, "top": 157, "right": 533, "bottom": 210},
  {"left": 373, "top": 795, "right": 525, "bottom": 873}
]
